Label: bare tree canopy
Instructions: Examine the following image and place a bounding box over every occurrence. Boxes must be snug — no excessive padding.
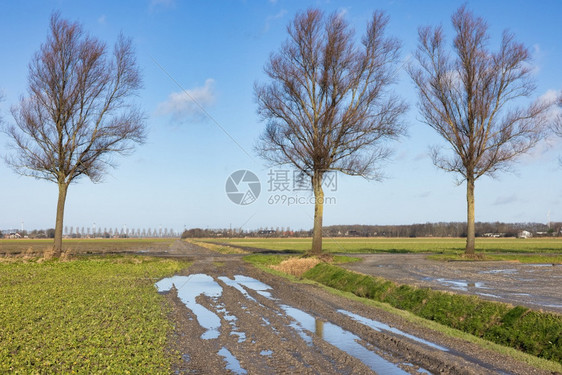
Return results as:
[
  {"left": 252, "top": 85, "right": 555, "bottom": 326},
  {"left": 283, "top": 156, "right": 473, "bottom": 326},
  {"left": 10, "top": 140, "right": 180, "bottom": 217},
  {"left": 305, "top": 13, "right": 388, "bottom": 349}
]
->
[
  {"left": 255, "top": 9, "right": 407, "bottom": 254},
  {"left": 4, "top": 13, "right": 146, "bottom": 255},
  {"left": 555, "top": 94, "right": 562, "bottom": 137},
  {"left": 409, "top": 6, "right": 552, "bottom": 254}
]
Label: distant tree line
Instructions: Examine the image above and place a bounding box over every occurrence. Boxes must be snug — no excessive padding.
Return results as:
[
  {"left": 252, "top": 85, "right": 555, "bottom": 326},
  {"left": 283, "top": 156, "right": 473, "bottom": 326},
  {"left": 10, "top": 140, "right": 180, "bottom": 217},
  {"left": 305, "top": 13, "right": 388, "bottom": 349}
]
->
[
  {"left": 0, "top": 229, "right": 56, "bottom": 239},
  {"left": 322, "top": 222, "right": 560, "bottom": 238},
  {"left": 181, "top": 222, "right": 561, "bottom": 239},
  {"left": 0, "top": 227, "right": 178, "bottom": 239}
]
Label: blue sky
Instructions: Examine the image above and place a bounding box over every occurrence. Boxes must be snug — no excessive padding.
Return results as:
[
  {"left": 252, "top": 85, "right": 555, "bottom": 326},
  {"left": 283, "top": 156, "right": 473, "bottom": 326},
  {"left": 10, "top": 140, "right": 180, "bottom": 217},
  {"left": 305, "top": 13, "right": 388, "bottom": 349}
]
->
[{"left": 0, "top": 0, "right": 561, "bottom": 233}]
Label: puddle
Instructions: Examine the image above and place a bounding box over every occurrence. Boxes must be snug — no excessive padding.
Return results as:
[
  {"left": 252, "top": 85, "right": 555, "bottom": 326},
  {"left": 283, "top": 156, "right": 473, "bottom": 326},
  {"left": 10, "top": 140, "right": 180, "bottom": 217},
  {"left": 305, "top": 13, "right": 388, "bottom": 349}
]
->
[
  {"left": 260, "top": 349, "right": 273, "bottom": 356},
  {"left": 181, "top": 353, "right": 190, "bottom": 362},
  {"left": 218, "top": 347, "right": 247, "bottom": 375},
  {"left": 403, "top": 362, "right": 432, "bottom": 374},
  {"left": 423, "top": 277, "right": 485, "bottom": 291},
  {"left": 338, "top": 310, "right": 449, "bottom": 351},
  {"left": 282, "top": 305, "right": 312, "bottom": 345},
  {"left": 542, "top": 303, "right": 562, "bottom": 309},
  {"left": 156, "top": 274, "right": 274, "bottom": 341},
  {"left": 528, "top": 264, "right": 556, "bottom": 267},
  {"left": 281, "top": 305, "right": 409, "bottom": 374},
  {"left": 156, "top": 274, "right": 223, "bottom": 339},
  {"left": 479, "top": 269, "right": 517, "bottom": 275},
  {"left": 231, "top": 331, "right": 246, "bottom": 343},
  {"left": 216, "top": 305, "right": 237, "bottom": 322},
  {"left": 218, "top": 275, "right": 274, "bottom": 301}
]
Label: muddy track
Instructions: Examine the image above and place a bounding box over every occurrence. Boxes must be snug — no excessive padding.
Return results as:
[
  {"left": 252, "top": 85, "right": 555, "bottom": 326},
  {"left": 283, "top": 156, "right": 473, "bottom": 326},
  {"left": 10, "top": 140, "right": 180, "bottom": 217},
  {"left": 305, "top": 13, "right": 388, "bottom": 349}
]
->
[
  {"left": 342, "top": 254, "right": 562, "bottom": 314},
  {"left": 157, "top": 241, "right": 551, "bottom": 375}
]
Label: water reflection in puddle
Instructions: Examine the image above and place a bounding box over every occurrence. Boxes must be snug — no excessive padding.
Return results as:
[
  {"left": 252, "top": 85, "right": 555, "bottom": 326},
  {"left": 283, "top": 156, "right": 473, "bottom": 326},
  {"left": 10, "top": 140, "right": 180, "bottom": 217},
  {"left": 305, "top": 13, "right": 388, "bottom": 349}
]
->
[
  {"left": 231, "top": 331, "right": 246, "bottom": 343},
  {"left": 423, "top": 277, "right": 485, "bottom": 291},
  {"left": 156, "top": 274, "right": 272, "bottom": 340},
  {"left": 157, "top": 274, "right": 429, "bottom": 373},
  {"left": 338, "top": 310, "right": 449, "bottom": 351},
  {"left": 218, "top": 347, "right": 247, "bottom": 375},
  {"left": 479, "top": 269, "right": 517, "bottom": 275},
  {"left": 219, "top": 275, "right": 274, "bottom": 300},
  {"left": 404, "top": 362, "right": 432, "bottom": 374},
  {"left": 542, "top": 303, "right": 562, "bottom": 308},
  {"left": 281, "top": 305, "right": 409, "bottom": 374},
  {"left": 155, "top": 274, "right": 223, "bottom": 339}
]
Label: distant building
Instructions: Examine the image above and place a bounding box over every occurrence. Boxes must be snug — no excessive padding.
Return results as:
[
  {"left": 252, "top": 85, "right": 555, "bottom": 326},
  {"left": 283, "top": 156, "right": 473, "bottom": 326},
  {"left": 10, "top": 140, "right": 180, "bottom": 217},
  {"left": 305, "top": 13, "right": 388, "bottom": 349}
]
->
[{"left": 518, "top": 230, "right": 532, "bottom": 239}]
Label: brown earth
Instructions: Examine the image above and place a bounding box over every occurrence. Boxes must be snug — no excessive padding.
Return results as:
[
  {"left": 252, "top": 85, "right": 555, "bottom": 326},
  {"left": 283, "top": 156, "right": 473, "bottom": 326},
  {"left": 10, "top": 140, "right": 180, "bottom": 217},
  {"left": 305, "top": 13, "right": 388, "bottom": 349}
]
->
[{"left": 158, "top": 241, "right": 555, "bottom": 374}]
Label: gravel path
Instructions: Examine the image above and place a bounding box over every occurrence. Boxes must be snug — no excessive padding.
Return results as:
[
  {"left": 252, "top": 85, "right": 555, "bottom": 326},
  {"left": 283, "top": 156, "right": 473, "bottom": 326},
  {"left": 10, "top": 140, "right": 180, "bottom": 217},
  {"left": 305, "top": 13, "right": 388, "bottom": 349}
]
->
[{"left": 157, "top": 241, "right": 552, "bottom": 374}]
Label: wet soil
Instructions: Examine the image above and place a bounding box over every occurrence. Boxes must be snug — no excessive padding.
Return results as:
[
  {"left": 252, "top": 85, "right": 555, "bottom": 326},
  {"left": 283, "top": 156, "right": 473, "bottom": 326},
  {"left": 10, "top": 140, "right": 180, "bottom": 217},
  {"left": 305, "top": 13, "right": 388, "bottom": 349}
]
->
[
  {"left": 158, "top": 241, "right": 554, "bottom": 374},
  {"left": 342, "top": 254, "right": 562, "bottom": 314}
]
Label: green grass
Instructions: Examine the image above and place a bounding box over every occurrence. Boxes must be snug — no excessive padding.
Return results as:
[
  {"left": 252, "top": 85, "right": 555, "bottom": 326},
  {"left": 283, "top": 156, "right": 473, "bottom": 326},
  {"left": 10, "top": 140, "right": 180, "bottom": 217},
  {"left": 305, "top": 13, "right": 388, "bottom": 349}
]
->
[
  {"left": 207, "top": 237, "right": 562, "bottom": 257},
  {"left": 0, "top": 255, "right": 190, "bottom": 373},
  {"left": 304, "top": 263, "right": 562, "bottom": 364},
  {"left": 0, "top": 238, "right": 176, "bottom": 255},
  {"left": 244, "top": 254, "right": 293, "bottom": 266},
  {"left": 188, "top": 239, "right": 248, "bottom": 254}
]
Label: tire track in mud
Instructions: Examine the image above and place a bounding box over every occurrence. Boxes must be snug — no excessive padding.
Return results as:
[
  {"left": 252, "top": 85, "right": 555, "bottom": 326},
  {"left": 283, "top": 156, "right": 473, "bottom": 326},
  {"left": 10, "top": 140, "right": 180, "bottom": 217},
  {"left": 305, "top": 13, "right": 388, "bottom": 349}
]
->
[
  {"left": 159, "top": 242, "right": 553, "bottom": 374},
  {"left": 342, "top": 254, "right": 562, "bottom": 313}
]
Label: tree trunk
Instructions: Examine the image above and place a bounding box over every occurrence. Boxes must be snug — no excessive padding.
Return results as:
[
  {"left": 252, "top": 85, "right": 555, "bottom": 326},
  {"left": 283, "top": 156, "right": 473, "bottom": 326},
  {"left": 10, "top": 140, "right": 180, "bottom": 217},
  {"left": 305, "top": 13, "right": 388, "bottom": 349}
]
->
[
  {"left": 465, "top": 175, "right": 475, "bottom": 255},
  {"left": 53, "top": 182, "right": 69, "bottom": 257},
  {"left": 311, "top": 172, "right": 324, "bottom": 255}
]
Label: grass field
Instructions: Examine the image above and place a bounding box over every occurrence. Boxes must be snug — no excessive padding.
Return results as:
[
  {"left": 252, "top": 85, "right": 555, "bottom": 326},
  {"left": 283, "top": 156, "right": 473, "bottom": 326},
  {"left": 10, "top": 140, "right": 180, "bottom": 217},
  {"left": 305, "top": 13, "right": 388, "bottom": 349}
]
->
[
  {"left": 0, "top": 238, "right": 176, "bottom": 255},
  {"left": 206, "top": 237, "right": 562, "bottom": 254},
  {"left": 0, "top": 255, "right": 190, "bottom": 373}
]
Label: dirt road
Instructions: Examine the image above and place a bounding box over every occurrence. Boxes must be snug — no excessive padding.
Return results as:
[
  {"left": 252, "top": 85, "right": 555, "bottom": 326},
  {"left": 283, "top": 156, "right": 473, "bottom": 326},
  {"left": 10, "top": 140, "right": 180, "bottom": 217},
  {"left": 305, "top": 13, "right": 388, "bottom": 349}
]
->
[
  {"left": 157, "top": 242, "right": 550, "bottom": 374},
  {"left": 342, "top": 254, "right": 562, "bottom": 314}
]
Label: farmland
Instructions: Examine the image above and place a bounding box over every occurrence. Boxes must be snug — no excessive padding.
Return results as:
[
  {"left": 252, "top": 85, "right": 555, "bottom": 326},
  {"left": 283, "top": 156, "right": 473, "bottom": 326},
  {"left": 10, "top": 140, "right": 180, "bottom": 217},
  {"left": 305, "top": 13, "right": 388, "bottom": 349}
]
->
[
  {"left": 0, "top": 254, "right": 190, "bottom": 373},
  {"left": 0, "top": 238, "right": 176, "bottom": 256},
  {"left": 205, "top": 237, "right": 562, "bottom": 256}
]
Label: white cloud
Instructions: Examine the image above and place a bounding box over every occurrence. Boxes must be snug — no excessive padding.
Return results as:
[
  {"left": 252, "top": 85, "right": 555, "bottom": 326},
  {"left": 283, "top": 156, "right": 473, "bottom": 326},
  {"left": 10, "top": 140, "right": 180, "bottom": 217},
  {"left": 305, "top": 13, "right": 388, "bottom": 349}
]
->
[
  {"left": 264, "top": 9, "right": 287, "bottom": 33},
  {"left": 156, "top": 79, "right": 216, "bottom": 123},
  {"left": 539, "top": 89, "right": 559, "bottom": 105},
  {"left": 337, "top": 7, "right": 349, "bottom": 19},
  {"left": 539, "top": 89, "right": 562, "bottom": 134},
  {"left": 150, "top": 0, "right": 175, "bottom": 11},
  {"left": 493, "top": 194, "right": 518, "bottom": 206}
]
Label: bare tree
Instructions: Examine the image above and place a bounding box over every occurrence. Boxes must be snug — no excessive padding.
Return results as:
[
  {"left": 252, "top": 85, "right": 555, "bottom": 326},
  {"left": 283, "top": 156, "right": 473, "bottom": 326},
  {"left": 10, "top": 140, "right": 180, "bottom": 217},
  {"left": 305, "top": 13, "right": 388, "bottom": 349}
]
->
[
  {"left": 555, "top": 95, "right": 562, "bottom": 137},
  {"left": 4, "top": 14, "right": 145, "bottom": 256},
  {"left": 409, "top": 6, "right": 552, "bottom": 255},
  {"left": 255, "top": 9, "right": 407, "bottom": 255}
]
